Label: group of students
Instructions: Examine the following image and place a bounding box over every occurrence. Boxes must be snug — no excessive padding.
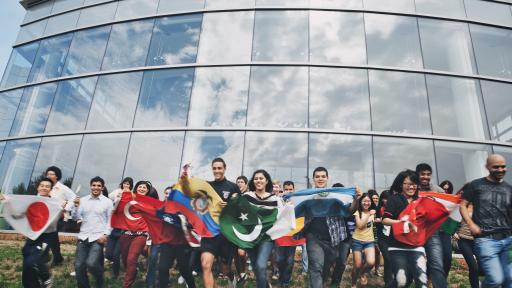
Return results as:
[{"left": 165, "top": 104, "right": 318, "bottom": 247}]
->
[{"left": 10, "top": 153, "right": 512, "bottom": 288}]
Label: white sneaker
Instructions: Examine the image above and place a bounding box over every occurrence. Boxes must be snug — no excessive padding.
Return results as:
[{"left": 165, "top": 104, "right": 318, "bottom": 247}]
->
[
  {"left": 178, "top": 276, "right": 185, "bottom": 285},
  {"left": 192, "top": 271, "right": 198, "bottom": 276},
  {"left": 69, "top": 271, "right": 76, "bottom": 276}
]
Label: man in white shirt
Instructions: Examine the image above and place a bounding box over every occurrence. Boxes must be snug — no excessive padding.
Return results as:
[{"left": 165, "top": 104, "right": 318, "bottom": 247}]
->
[{"left": 72, "top": 176, "right": 113, "bottom": 288}]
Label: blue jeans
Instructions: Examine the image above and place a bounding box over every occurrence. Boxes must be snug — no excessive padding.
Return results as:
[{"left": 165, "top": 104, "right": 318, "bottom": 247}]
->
[
  {"left": 75, "top": 240, "right": 104, "bottom": 288},
  {"left": 425, "top": 231, "right": 447, "bottom": 288},
  {"left": 475, "top": 235, "right": 512, "bottom": 288},
  {"left": 146, "top": 244, "right": 160, "bottom": 288},
  {"left": 105, "top": 228, "right": 122, "bottom": 278},
  {"left": 331, "top": 238, "right": 351, "bottom": 286},
  {"left": 247, "top": 240, "right": 274, "bottom": 288},
  {"left": 301, "top": 244, "right": 308, "bottom": 273},
  {"left": 389, "top": 249, "right": 427, "bottom": 288},
  {"left": 306, "top": 233, "right": 338, "bottom": 288},
  {"left": 439, "top": 231, "right": 453, "bottom": 276},
  {"left": 275, "top": 246, "right": 297, "bottom": 285}
]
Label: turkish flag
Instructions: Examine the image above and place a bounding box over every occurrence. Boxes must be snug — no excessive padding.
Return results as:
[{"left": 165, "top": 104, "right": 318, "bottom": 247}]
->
[
  {"left": 111, "top": 192, "right": 148, "bottom": 232},
  {"left": 2, "top": 195, "right": 62, "bottom": 240}
]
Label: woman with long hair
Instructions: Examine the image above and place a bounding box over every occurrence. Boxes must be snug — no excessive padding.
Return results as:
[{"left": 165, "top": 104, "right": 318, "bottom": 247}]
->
[
  {"left": 376, "top": 189, "right": 392, "bottom": 286},
  {"left": 367, "top": 189, "right": 382, "bottom": 277}
]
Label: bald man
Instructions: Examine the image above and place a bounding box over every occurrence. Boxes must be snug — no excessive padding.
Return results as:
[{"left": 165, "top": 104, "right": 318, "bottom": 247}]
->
[{"left": 460, "top": 154, "right": 512, "bottom": 288}]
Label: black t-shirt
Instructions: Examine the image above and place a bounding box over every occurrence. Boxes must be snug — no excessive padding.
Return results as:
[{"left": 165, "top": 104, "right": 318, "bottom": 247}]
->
[
  {"left": 308, "top": 217, "right": 331, "bottom": 241},
  {"left": 462, "top": 177, "right": 512, "bottom": 235},
  {"left": 383, "top": 194, "right": 418, "bottom": 249},
  {"left": 208, "top": 178, "right": 240, "bottom": 202}
]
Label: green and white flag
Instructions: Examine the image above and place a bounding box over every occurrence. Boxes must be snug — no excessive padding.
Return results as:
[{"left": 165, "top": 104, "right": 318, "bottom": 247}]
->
[{"left": 220, "top": 193, "right": 295, "bottom": 248}]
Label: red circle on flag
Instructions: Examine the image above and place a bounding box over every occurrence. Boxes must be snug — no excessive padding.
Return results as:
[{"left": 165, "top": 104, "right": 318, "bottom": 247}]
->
[{"left": 26, "top": 202, "right": 49, "bottom": 232}]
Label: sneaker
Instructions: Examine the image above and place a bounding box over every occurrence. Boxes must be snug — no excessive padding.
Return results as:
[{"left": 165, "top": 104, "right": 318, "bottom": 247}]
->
[
  {"left": 271, "top": 273, "right": 279, "bottom": 280},
  {"left": 69, "top": 271, "right": 76, "bottom": 276},
  {"left": 178, "top": 276, "right": 185, "bottom": 285},
  {"left": 192, "top": 271, "right": 198, "bottom": 276}
]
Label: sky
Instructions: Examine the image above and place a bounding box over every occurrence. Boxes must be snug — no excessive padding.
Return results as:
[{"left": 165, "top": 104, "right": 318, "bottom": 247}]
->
[{"left": 0, "top": 1, "right": 25, "bottom": 78}]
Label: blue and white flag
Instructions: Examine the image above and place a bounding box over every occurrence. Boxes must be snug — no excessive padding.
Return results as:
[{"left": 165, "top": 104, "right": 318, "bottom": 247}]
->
[{"left": 284, "top": 187, "right": 356, "bottom": 218}]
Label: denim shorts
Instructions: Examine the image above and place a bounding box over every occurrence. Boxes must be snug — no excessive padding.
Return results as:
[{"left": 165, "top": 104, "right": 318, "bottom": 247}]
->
[{"left": 351, "top": 239, "right": 375, "bottom": 251}]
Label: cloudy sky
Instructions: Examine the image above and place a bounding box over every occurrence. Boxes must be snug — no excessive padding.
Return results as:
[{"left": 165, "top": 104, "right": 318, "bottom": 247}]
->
[{"left": 0, "top": 1, "right": 24, "bottom": 76}]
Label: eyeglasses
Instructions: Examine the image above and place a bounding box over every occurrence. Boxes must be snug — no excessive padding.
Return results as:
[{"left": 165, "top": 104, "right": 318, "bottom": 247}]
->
[{"left": 402, "top": 182, "right": 417, "bottom": 187}]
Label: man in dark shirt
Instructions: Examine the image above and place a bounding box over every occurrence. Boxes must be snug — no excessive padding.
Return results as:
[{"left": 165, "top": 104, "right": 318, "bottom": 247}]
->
[
  {"left": 460, "top": 154, "right": 512, "bottom": 287},
  {"left": 201, "top": 157, "right": 240, "bottom": 288}
]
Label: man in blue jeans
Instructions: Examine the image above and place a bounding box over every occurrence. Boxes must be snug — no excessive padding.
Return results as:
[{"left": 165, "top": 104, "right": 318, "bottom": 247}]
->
[{"left": 461, "top": 154, "right": 512, "bottom": 288}]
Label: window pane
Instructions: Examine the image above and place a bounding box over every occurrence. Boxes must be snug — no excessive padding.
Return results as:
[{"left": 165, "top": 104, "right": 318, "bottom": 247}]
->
[
  {"left": 427, "top": 75, "right": 488, "bottom": 140},
  {"left": 374, "top": 137, "right": 435, "bottom": 191},
  {"left": 28, "top": 33, "right": 73, "bottom": 82},
  {"left": 481, "top": 80, "right": 512, "bottom": 143},
  {"left": 102, "top": 20, "right": 154, "bottom": 70},
  {"left": 124, "top": 132, "right": 185, "bottom": 194},
  {"left": 30, "top": 135, "right": 82, "bottom": 193},
  {"left": 206, "top": 0, "right": 254, "bottom": 9},
  {"left": 465, "top": 0, "right": 512, "bottom": 27},
  {"left": 244, "top": 132, "right": 308, "bottom": 189},
  {"left": 77, "top": 2, "right": 118, "bottom": 28},
  {"left": 10, "top": 83, "right": 58, "bottom": 136},
  {"left": 72, "top": 133, "right": 130, "bottom": 194},
  {"left": 470, "top": 24, "right": 512, "bottom": 79},
  {"left": 365, "top": 14, "right": 423, "bottom": 69},
  {"left": 23, "top": 1, "right": 54, "bottom": 24},
  {"left": 51, "top": 0, "right": 84, "bottom": 14},
  {"left": 415, "top": 0, "right": 466, "bottom": 18},
  {"left": 247, "top": 66, "right": 308, "bottom": 128},
  {"left": 44, "top": 10, "right": 80, "bottom": 36},
  {"left": 146, "top": 15, "right": 202, "bottom": 66},
  {"left": 84, "top": 0, "right": 112, "bottom": 4},
  {"left": 157, "top": 0, "right": 204, "bottom": 14},
  {"left": 197, "top": 11, "right": 254, "bottom": 63},
  {"left": 0, "top": 142, "right": 5, "bottom": 162},
  {"left": 252, "top": 11, "right": 308, "bottom": 61},
  {"left": 182, "top": 131, "right": 244, "bottom": 181},
  {"left": 188, "top": 67, "right": 249, "bottom": 127},
  {"left": 309, "top": 134, "right": 373, "bottom": 190},
  {"left": 435, "top": 141, "right": 490, "bottom": 191},
  {"left": 364, "top": 0, "right": 414, "bottom": 13},
  {"left": 0, "top": 42, "right": 40, "bottom": 88},
  {"left": 419, "top": 19, "right": 476, "bottom": 74},
  {"left": 16, "top": 19, "right": 48, "bottom": 44},
  {"left": 309, "top": 0, "right": 362, "bottom": 9},
  {"left": 309, "top": 68, "right": 370, "bottom": 131},
  {"left": 86, "top": 72, "right": 143, "bottom": 130},
  {"left": 133, "top": 68, "right": 194, "bottom": 128},
  {"left": 493, "top": 146, "right": 512, "bottom": 183},
  {"left": 310, "top": 11, "right": 366, "bottom": 65},
  {"left": 0, "top": 138, "right": 41, "bottom": 194},
  {"left": 115, "top": 0, "right": 158, "bottom": 21},
  {"left": 369, "top": 70, "right": 431, "bottom": 134},
  {"left": 256, "top": 0, "right": 308, "bottom": 6},
  {"left": 0, "top": 89, "right": 24, "bottom": 137},
  {"left": 63, "top": 26, "right": 111, "bottom": 76},
  {"left": 45, "top": 77, "right": 97, "bottom": 133}
]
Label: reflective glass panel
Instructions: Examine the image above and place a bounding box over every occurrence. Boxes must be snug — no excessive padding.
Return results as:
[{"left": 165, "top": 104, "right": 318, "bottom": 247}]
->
[
  {"left": 365, "top": 14, "right": 423, "bottom": 69},
  {"left": 309, "top": 134, "right": 373, "bottom": 190},
  {"left": 9, "top": 83, "right": 58, "bottom": 136},
  {"left": 252, "top": 11, "right": 308, "bottom": 61},
  {"left": 309, "top": 0, "right": 362, "bottom": 9},
  {"left": 146, "top": 15, "right": 202, "bottom": 66},
  {"left": 72, "top": 133, "right": 130, "bottom": 194},
  {"left": 182, "top": 131, "right": 244, "bottom": 181},
  {"left": 0, "top": 138, "right": 41, "bottom": 194},
  {"left": 419, "top": 19, "right": 475, "bottom": 74},
  {"left": 0, "top": 42, "right": 39, "bottom": 88},
  {"left": 84, "top": 0, "right": 112, "bottom": 4},
  {"left": 309, "top": 68, "right": 370, "bottom": 131},
  {"left": 470, "top": 24, "right": 512, "bottom": 79},
  {"left": 86, "top": 72, "right": 143, "bottom": 130},
  {"left": 133, "top": 69, "right": 194, "bottom": 128},
  {"left": 493, "top": 146, "right": 512, "bottom": 183},
  {"left": 427, "top": 75, "right": 487, "bottom": 140},
  {"left": 63, "top": 26, "right": 111, "bottom": 76},
  {"left": 197, "top": 11, "right": 253, "bottom": 63},
  {"left": 77, "top": 2, "right": 118, "bottom": 28},
  {"left": 0, "top": 142, "right": 5, "bottom": 162},
  {"left": 188, "top": 67, "right": 250, "bottom": 127},
  {"left": 481, "top": 80, "right": 512, "bottom": 143},
  {"left": 51, "top": 0, "right": 84, "bottom": 14},
  {"left": 369, "top": 70, "right": 431, "bottom": 134},
  {"left": 23, "top": 1, "right": 54, "bottom": 24},
  {"left": 45, "top": 77, "right": 97, "bottom": 133},
  {"left": 435, "top": 141, "right": 490, "bottom": 191},
  {"left": 256, "top": 0, "right": 308, "bottom": 6},
  {"left": 206, "top": 0, "right": 254, "bottom": 8},
  {"left": 373, "top": 137, "right": 435, "bottom": 191},
  {"left": 364, "top": 0, "right": 414, "bottom": 13},
  {"left": 0, "top": 89, "right": 24, "bottom": 137},
  {"left": 465, "top": 0, "right": 512, "bottom": 27},
  {"left": 44, "top": 10, "right": 80, "bottom": 36},
  {"left": 115, "top": 0, "right": 158, "bottom": 21},
  {"left": 247, "top": 66, "right": 308, "bottom": 128},
  {"left": 157, "top": 0, "right": 204, "bottom": 13},
  {"left": 28, "top": 33, "right": 73, "bottom": 82},
  {"left": 16, "top": 19, "right": 48, "bottom": 44},
  {"left": 102, "top": 19, "right": 154, "bottom": 70},
  {"left": 310, "top": 11, "right": 366, "bottom": 65},
  {"left": 124, "top": 132, "right": 185, "bottom": 195},
  {"left": 415, "top": 0, "right": 466, "bottom": 18},
  {"left": 244, "top": 132, "right": 308, "bottom": 189}
]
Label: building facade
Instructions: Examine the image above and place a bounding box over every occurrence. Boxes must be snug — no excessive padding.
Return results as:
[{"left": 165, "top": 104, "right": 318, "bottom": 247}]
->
[{"left": 1, "top": 0, "right": 512, "bottom": 210}]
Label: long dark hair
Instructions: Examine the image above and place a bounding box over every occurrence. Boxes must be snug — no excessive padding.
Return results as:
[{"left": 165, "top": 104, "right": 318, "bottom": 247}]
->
[
  {"left": 248, "top": 169, "right": 273, "bottom": 192},
  {"left": 439, "top": 180, "right": 453, "bottom": 194},
  {"left": 134, "top": 180, "right": 157, "bottom": 199},
  {"left": 389, "top": 169, "right": 419, "bottom": 198},
  {"left": 378, "top": 189, "right": 391, "bottom": 208},
  {"left": 357, "top": 193, "right": 377, "bottom": 217},
  {"left": 119, "top": 177, "right": 134, "bottom": 190}
]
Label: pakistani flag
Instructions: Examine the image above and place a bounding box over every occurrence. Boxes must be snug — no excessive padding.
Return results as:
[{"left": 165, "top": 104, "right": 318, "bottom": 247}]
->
[{"left": 220, "top": 194, "right": 295, "bottom": 249}]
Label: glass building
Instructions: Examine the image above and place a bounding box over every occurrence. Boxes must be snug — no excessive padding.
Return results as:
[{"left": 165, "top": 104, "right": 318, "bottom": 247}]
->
[{"left": 1, "top": 0, "right": 512, "bottom": 206}]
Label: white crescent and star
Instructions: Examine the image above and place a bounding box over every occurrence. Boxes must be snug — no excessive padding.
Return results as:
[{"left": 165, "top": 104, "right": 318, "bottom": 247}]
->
[
  {"left": 233, "top": 216, "right": 262, "bottom": 242},
  {"left": 124, "top": 200, "right": 141, "bottom": 221}
]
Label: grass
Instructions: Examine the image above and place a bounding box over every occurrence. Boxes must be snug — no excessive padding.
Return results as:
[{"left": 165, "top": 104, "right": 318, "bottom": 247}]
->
[{"left": 0, "top": 240, "right": 470, "bottom": 288}]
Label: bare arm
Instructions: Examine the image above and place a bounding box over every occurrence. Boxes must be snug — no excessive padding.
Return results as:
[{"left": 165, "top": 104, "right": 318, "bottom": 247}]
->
[
  {"left": 350, "top": 186, "right": 363, "bottom": 213},
  {"left": 460, "top": 199, "right": 481, "bottom": 236}
]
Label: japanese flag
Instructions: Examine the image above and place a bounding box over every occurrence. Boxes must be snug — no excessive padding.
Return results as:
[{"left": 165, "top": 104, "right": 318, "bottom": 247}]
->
[{"left": 2, "top": 195, "right": 62, "bottom": 240}]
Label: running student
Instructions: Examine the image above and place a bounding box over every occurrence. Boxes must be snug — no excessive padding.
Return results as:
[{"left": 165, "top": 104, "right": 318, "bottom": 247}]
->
[{"left": 351, "top": 193, "right": 376, "bottom": 287}]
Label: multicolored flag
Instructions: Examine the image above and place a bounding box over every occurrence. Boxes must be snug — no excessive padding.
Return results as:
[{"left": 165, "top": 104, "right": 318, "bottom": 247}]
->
[
  {"left": 1, "top": 195, "right": 62, "bottom": 240},
  {"left": 420, "top": 192, "right": 461, "bottom": 235},
  {"left": 284, "top": 187, "right": 356, "bottom": 218}
]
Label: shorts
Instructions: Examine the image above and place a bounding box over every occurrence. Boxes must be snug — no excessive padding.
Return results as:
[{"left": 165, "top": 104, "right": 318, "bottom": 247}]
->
[
  {"left": 200, "top": 234, "right": 235, "bottom": 265},
  {"left": 351, "top": 239, "right": 375, "bottom": 251}
]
